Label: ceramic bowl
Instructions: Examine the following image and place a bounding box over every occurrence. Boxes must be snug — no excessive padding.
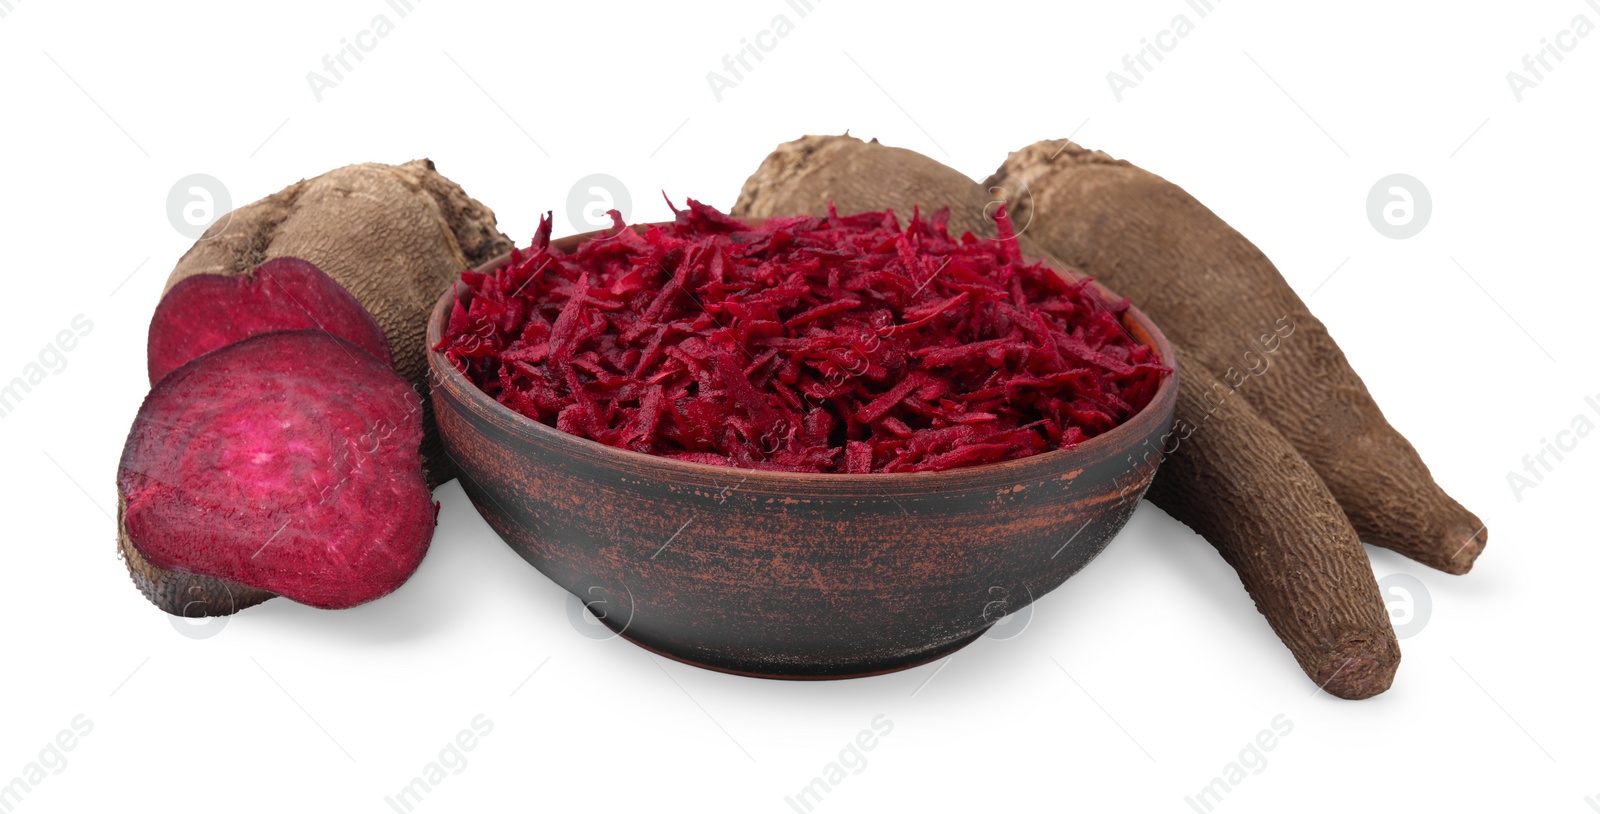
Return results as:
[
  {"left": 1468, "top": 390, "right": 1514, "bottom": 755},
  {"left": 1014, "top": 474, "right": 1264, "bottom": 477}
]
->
[{"left": 427, "top": 224, "right": 1177, "bottom": 678}]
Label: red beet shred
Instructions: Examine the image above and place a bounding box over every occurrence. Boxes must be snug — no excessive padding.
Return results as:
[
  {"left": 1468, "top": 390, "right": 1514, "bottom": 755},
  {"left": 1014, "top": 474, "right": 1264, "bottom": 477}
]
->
[{"left": 435, "top": 201, "right": 1167, "bottom": 474}]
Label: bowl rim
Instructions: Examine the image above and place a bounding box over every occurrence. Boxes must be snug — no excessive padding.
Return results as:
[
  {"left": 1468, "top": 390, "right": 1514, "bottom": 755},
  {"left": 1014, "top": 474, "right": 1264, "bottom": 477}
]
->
[{"left": 426, "top": 220, "right": 1178, "bottom": 486}]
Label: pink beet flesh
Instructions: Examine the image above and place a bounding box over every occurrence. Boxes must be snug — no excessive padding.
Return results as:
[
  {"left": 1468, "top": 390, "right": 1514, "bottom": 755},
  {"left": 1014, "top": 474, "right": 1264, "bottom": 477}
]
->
[
  {"left": 119, "top": 330, "right": 434, "bottom": 609},
  {"left": 147, "top": 257, "right": 392, "bottom": 383}
]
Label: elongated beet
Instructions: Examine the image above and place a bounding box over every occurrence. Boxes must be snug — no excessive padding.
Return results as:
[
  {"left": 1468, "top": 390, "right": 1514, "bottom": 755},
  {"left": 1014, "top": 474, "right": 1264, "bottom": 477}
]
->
[
  {"left": 1152, "top": 347, "right": 1399, "bottom": 698},
  {"left": 985, "top": 141, "right": 1485, "bottom": 574},
  {"left": 118, "top": 330, "right": 435, "bottom": 610},
  {"left": 733, "top": 133, "right": 1401, "bottom": 697},
  {"left": 147, "top": 257, "right": 392, "bottom": 383}
]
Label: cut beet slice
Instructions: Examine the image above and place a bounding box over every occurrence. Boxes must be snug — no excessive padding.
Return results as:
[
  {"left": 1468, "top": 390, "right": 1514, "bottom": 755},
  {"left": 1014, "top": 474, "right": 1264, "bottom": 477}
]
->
[
  {"left": 119, "top": 330, "right": 434, "bottom": 609},
  {"left": 147, "top": 257, "right": 392, "bottom": 384}
]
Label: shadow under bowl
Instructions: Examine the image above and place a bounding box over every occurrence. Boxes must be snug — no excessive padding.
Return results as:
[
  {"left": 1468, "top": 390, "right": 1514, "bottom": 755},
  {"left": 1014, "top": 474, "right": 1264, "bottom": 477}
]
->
[{"left": 427, "top": 224, "right": 1178, "bottom": 679}]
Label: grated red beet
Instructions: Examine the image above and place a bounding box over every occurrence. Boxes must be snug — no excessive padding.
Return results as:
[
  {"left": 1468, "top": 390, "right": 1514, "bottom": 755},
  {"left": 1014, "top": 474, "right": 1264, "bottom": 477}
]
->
[
  {"left": 147, "top": 257, "right": 392, "bottom": 384},
  {"left": 120, "top": 330, "right": 434, "bottom": 609},
  {"left": 435, "top": 201, "right": 1167, "bottom": 473}
]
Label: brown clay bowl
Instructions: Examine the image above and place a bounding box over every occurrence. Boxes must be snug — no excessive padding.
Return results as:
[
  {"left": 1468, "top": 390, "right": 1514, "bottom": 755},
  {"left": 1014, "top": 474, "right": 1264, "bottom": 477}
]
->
[{"left": 427, "top": 223, "right": 1178, "bottom": 679}]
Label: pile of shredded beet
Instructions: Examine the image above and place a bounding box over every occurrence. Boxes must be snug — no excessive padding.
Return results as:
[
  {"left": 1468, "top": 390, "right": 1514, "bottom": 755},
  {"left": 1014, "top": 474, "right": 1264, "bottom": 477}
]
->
[{"left": 435, "top": 201, "right": 1167, "bottom": 473}]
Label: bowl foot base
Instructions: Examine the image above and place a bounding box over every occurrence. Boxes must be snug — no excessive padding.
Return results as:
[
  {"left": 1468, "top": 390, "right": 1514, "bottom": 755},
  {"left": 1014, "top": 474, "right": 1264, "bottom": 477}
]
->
[{"left": 612, "top": 626, "right": 993, "bottom": 681}]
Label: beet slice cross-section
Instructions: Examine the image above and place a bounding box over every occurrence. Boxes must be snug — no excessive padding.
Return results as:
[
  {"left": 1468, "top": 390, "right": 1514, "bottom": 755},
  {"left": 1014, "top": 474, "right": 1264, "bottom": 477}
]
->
[
  {"left": 147, "top": 257, "right": 393, "bottom": 384},
  {"left": 119, "top": 330, "right": 435, "bottom": 610}
]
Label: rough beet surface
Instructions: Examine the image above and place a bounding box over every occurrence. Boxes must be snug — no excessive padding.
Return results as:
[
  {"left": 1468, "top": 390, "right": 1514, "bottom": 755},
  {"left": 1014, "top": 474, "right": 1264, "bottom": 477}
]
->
[
  {"left": 728, "top": 134, "right": 1401, "bottom": 696},
  {"left": 119, "top": 330, "right": 434, "bottom": 609},
  {"left": 436, "top": 200, "right": 1167, "bottom": 473},
  {"left": 986, "top": 140, "right": 1486, "bottom": 574},
  {"left": 147, "top": 257, "right": 392, "bottom": 384}
]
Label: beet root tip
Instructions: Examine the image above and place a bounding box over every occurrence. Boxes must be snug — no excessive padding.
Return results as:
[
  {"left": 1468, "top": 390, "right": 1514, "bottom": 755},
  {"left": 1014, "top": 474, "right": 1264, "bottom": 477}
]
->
[
  {"left": 1441, "top": 518, "right": 1488, "bottom": 575},
  {"left": 1312, "top": 634, "right": 1402, "bottom": 700}
]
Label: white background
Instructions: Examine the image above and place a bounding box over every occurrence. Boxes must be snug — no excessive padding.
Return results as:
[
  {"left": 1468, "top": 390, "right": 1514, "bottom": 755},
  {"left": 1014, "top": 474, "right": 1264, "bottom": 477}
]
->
[{"left": 1, "top": 1, "right": 1596, "bottom": 812}]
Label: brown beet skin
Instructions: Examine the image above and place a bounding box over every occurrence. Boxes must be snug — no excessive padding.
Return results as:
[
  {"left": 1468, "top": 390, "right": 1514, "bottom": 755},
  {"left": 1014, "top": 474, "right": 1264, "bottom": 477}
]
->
[
  {"left": 1150, "top": 347, "right": 1399, "bottom": 699},
  {"left": 986, "top": 140, "right": 1485, "bottom": 574},
  {"left": 733, "top": 133, "right": 1401, "bottom": 698}
]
